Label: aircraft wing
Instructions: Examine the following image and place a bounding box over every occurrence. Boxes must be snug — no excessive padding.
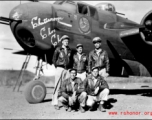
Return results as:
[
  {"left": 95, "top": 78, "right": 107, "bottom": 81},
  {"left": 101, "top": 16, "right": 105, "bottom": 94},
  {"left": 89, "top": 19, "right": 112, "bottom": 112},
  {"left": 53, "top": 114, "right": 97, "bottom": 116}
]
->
[
  {"left": 13, "top": 50, "right": 28, "bottom": 55},
  {"left": 3, "top": 48, "right": 28, "bottom": 55},
  {"left": 104, "top": 22, "right": 144, "bottom": 30}
]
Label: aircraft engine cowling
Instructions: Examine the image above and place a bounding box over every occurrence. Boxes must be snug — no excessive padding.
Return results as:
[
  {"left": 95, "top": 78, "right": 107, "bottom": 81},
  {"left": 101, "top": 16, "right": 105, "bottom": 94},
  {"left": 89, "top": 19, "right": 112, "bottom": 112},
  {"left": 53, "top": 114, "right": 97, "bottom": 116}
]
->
[
  {"left": 11, "top": 22, "right": 51, "bottom": 50},
  {"left": 16, "top": 26, "right": 36, "bottom": 48},
  {"left": 10, "top": 20, "right": 52, "bottom": 56},
  {"left": 9, "top": 2, "right": 55, "bottom": 54},
  {"left": 140, "top": 10, "right": 152, "bottom": 45}
]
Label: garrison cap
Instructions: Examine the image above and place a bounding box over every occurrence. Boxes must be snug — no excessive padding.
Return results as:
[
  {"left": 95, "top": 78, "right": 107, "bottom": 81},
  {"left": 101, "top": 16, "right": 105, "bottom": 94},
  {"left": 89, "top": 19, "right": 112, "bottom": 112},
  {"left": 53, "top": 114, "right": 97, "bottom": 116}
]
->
[
  {"left": 61, "top": 35, "right": 70, "bottom": 42},
  {"left": 76, "top": 43, "right": 83, "bottom": 48},
  {"left": 92, "top": 37, "right": 102, "bottom": 43},
  {"left": 69, "top": 68, "right": 77, "bottom": 73},
  {"left": 91, "top": 66, "right": 99, "bottom": 71}
]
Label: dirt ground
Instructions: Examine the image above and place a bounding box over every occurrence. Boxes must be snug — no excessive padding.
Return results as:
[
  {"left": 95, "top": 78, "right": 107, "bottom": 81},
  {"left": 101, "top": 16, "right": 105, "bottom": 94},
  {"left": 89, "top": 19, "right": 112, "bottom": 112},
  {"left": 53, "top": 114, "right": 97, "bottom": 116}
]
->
[{"left": 0, "top": 82, "right": 152, "bottom": 119}]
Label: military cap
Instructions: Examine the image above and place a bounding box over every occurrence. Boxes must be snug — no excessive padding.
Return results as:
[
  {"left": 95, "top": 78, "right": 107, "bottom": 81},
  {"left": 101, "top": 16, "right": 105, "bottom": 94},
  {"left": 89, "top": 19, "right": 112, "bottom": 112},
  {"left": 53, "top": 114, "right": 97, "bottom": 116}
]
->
[
  {"left": 69, "top": 68, "right": 77, "bottom": 73},
  {"left": 91, "top": 66, "right": 99, "bottom": 71},
  {"left": 76, "top": 43, "right": 83, "bottom": 48},
  {"left": 92, "top": 37, "right": 102, "bottom": 43},
  {"left": 61, "top": 35, "right": 70, "bottom": 42}
]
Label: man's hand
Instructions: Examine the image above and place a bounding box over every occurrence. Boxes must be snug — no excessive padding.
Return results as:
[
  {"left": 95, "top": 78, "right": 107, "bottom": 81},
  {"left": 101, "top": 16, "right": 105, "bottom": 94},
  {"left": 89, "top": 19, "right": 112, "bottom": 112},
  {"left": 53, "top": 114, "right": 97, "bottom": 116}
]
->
[
  {"left": 71, "top": 91, "right": 77, "bottom": 102},
  {"left": 94, "top": 87, "right": 99, "bottom": 95},
  {"left": 68, "top": 97, "right": 73, "bottom": 106}
]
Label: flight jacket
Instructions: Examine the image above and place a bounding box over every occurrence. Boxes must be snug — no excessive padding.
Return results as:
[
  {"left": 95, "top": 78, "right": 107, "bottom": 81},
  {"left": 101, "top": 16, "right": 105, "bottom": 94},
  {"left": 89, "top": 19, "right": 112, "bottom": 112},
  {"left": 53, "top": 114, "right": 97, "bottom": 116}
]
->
[
  {"left": 73, "top": 53, "right": 88, "bottom": 73},
  {"left": 83, "top": 75, "right": 109, "bottom": 96},
  {"left": 58, "top": 77, "right": 85, "bottom": 99},
  {"left": 88, "top": 49, "right": 110, "bottom": 73},
  {"left": 52, "top": 46, "right": 71, "bottom": 69}
]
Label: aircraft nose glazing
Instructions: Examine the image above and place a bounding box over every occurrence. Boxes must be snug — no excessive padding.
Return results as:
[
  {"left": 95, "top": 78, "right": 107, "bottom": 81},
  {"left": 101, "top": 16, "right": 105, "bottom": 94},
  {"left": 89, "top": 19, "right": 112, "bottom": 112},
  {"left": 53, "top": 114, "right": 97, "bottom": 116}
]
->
[{"left": 9, "top": 5, "right": 24, "bottom": 21}]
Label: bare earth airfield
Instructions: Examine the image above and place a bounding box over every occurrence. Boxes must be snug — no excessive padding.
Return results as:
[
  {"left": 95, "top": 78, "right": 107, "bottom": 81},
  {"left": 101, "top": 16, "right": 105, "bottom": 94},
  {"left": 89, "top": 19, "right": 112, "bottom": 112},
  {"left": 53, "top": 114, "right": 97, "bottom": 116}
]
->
[{"left": 0, "top": 71, "right": 152, "bottom": 119}]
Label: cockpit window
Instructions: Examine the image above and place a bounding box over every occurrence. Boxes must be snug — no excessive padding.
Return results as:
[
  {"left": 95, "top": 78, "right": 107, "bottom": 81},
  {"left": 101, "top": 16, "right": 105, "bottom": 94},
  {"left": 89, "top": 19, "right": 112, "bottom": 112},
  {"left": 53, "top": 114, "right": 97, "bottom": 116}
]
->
[
  {"left": 54, "top": 0, "right": 75, "bottom": 5},
  {"left": 89, "top": 6, "right": 98, "bottom": 20},
  {"left": 54, "top": 0, "right": 76, "bottom": 13},
  {"left": 96, "top": 3, "right": 116, "bottom": 13},
  {"left": 54, "top": 1, "right": 64, "bottom": 5},
  {"left": 77, "top": 3, "right": 88, "bottom": 15},
  {"left": 65, "top": 0, "right": 75, "bottom": 5},
  {"left": 63, "top": 2, "right": 77, "bottom": 13}
]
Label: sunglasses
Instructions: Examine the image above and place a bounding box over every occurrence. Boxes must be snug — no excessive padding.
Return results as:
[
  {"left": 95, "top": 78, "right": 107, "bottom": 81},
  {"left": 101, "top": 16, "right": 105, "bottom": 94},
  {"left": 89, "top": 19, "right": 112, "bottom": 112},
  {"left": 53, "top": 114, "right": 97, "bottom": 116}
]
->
[{"left": 93, "top": 41, "right": 101, "bottom": 44}]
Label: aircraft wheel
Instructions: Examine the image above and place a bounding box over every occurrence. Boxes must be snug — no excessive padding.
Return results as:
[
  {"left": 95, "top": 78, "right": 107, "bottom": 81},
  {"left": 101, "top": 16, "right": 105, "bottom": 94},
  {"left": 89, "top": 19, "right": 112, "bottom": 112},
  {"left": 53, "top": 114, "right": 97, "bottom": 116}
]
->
[{"left": 24, "top": 80, "right": 46, "bottom": 104}]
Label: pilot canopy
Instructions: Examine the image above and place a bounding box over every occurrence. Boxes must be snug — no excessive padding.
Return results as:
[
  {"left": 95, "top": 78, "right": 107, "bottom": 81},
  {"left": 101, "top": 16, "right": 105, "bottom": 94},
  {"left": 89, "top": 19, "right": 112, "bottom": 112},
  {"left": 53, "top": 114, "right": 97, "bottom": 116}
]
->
[{"left": 95, "top": 3, "right": 116, "bottom": 13}]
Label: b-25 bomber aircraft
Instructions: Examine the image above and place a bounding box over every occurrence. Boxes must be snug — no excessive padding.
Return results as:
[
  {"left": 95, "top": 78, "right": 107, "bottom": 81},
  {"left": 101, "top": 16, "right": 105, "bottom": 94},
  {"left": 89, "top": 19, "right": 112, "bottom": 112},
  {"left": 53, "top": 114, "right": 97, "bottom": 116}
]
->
[{"left": 1, "top": 0, "right": 152, "bottom": 104}]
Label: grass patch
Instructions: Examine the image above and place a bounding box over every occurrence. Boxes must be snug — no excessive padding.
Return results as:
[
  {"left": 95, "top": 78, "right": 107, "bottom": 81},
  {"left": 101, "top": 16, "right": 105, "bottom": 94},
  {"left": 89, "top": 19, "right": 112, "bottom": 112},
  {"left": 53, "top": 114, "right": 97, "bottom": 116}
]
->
[{"left": 0, "top": 70, "right": 152, "bottom": 87}]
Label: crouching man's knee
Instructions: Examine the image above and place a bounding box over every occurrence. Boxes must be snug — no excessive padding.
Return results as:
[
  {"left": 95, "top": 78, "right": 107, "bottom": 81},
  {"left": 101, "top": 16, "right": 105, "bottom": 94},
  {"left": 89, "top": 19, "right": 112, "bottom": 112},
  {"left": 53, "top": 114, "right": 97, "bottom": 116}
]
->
[
  {"left": 58, "top": 96, "right": 67, "bottom": 104},
  {"left": 80, "top": 92, "right": 87, "bottom": 98},
  {"left": 102, "top": 88, "right": 110, "bottom": 94},
  {"left": 98, "top": 88, "right": 110, "bottom": 101},
  {"left": 86, "top": 95, "right": 95, "bottom": 107},
  {"left": 78, "top": 92, "right": 87, "bottom": 107}
]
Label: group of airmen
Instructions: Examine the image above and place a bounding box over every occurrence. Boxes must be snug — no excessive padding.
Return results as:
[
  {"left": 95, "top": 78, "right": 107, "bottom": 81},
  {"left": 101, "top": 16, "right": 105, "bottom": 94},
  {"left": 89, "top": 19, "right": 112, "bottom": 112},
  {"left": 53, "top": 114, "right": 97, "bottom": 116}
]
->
[{"left": 51, "top": 35, "right": 110, "bottom": 113}]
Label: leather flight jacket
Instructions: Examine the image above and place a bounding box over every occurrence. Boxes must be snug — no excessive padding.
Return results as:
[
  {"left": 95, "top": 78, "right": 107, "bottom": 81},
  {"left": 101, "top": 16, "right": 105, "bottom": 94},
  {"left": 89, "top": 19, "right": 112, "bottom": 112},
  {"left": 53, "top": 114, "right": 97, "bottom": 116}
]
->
[
  {"left": 88, "top": 49, "right": 110, "bottom": 73},
  {"left": 58, "top": 77, "right": 85, "bottom": 99},
  {"left": 73, "top": 53, "right": 88, "bottom": 73},
  {"left": 52, "top": 46, "right": 71, "bottom": 69},
  {"left": 83, "top": 75, "right": 109, "bottom": 96}
]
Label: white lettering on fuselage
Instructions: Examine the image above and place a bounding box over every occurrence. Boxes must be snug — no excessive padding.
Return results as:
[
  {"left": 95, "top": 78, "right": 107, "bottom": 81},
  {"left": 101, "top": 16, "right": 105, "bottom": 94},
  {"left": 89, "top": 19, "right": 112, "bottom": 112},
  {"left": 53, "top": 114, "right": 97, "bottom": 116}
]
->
[
  {"left": 31, "top": 16, "right": 63, "bottom": 29},
  {"left": 40, "top": 27, "right": 64, "bottom": 46}
]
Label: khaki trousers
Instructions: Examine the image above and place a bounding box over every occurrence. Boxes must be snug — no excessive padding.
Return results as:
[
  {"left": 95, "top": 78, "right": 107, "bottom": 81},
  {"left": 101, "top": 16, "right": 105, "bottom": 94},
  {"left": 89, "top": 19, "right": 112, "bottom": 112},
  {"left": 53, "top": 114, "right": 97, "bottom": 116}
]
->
[
  {"left": 51, "top": 67, "right": 70, "bottom": 106},
  {"left": 86, "top": 88, "right": 109, "bottom": 107},
  {"left": 58, "top": 92, "right": 87, "bottom": 107}
]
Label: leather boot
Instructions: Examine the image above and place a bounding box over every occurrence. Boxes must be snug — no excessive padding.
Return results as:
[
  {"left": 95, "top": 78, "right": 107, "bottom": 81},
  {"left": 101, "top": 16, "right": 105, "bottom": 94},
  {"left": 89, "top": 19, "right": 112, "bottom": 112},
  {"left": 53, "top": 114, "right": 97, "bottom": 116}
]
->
[
  {"left": 98, "top": 104, "right": 106, "bottom": 112},
  {"left": 80, "top": 106, "right": 85, "bottom": 113},
  {"left": 54, "top": 105, "right": 60, "bottom": 110}
]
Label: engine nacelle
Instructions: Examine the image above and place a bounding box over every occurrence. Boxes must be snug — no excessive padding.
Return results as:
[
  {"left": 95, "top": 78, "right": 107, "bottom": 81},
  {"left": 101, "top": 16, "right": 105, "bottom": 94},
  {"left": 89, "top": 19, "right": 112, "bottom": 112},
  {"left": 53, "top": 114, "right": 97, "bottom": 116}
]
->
[
  {"left": 9, "top": 2, "right": 56, "bottom": 53},
  {"left": 140, "top": 10, "right": 152, "bottom": 45}
]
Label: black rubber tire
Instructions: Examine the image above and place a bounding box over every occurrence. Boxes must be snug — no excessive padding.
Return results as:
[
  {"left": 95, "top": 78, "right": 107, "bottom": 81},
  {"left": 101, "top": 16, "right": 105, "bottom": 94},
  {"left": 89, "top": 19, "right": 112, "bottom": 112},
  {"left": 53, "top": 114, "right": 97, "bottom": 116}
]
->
[{"left": 24, "top": 80, "right": 46, "bottom": 104}]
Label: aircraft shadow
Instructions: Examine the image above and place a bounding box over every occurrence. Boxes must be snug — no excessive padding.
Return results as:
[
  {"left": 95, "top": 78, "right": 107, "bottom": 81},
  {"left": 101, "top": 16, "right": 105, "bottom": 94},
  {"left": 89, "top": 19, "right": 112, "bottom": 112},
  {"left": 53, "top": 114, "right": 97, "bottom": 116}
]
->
[{"left": 110, "top": 89, "right": 152, "bottom": 97}]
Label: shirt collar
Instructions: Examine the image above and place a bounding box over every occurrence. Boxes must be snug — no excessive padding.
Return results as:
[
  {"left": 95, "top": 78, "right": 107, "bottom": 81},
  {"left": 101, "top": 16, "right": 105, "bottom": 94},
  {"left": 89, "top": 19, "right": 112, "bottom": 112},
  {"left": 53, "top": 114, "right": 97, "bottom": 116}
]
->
[
  {"left": 91, "top": 75, "right": 100, "bottom": 80},
  {"left": 95, "top": 48, "right": 102, "bottom": 53},
  {"left": 62, "top": 45, "right": 66, "bottom": 49},
  {"left": 69, "top": 77, "right": 76, "bottom": 83},
  {"left": 77, "top": 52, "right": 83, "bottom": 56}
]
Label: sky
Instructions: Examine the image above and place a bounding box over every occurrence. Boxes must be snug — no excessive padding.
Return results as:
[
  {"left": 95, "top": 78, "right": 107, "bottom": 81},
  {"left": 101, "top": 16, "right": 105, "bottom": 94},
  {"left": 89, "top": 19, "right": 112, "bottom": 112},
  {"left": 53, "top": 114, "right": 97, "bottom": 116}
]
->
[{"left": 0, "top": 1, "right": 152, "bottom": 76}]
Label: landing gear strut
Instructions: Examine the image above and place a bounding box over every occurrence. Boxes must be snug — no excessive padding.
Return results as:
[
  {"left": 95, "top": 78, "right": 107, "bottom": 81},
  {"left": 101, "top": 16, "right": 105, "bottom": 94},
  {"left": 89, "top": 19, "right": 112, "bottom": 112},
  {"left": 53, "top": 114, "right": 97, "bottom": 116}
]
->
[
  {"left": 13, "top": 54, "right": 31, "bottom": 92},
  {"left": 24, "top": 57, "right": 47, "bottom": 104},
  {"left": 33, "top": 58, "right": 43, "bottom": 80}
]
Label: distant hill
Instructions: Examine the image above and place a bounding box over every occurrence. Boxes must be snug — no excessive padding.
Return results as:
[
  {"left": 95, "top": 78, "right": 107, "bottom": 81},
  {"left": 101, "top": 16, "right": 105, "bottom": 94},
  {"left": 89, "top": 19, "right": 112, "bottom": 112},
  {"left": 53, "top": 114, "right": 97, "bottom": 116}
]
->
[{"left": 0, "top": 70, "right": 152, "bottom": 89}]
